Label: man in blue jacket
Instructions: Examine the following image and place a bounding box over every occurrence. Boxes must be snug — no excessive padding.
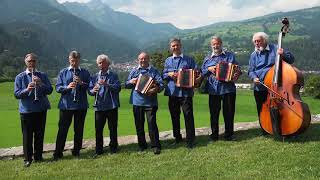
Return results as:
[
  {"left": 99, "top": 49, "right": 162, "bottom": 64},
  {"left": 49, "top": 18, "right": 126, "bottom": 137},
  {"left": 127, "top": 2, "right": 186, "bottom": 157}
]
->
[
  {"left": 14, "top": 53, "right": 53, "bottom": 167},
  {"left": 163, "top": 38, "right": 201, "bottom": 148},
  {"left": 201, "top": 36, "right": 240, "bottom": 141},
  {"left": 125, "top": 52, "right": 163, "bottom": 154},
  {"left": 53, "top": 51, "right": 90, "bottom": 160},
  {"left": 89, "top": 54, "right": 121, "bottom": 156},
  {"left": 248, "top": 32, "right": 294, "bottom": 132}
]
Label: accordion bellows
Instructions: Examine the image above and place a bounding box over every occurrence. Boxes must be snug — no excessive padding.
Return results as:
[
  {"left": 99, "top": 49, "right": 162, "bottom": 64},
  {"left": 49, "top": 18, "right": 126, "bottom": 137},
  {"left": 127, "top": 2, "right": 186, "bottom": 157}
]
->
[
  {"left": 215, "top": 62, "right": 241, "bottom": 82},
  {"left": 176, "top": 69, "right": 196, "bottom": 88},
  {"left": 135, "top": 74, "right": 154, "bottom": 94}
]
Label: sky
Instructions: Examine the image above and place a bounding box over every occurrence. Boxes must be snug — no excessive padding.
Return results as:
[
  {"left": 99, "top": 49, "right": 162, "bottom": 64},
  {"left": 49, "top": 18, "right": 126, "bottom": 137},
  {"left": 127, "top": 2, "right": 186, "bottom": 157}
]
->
[{"left": 57, "top": 0, "right": 320, "bottom": 29}]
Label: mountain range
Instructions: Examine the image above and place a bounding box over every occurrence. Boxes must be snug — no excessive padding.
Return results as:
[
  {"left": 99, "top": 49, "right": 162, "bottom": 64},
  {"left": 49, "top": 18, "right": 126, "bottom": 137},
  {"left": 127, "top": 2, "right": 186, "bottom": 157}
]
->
[
  {"left": 0, "top": 0, "right": 319, "bottom": 80},
  {"left": 62, "top": 0, "right": 180, "bottom": 46}
]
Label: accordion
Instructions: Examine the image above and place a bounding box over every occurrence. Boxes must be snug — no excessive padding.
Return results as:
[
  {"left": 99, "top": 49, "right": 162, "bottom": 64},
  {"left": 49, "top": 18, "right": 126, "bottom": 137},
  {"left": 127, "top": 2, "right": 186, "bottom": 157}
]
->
[
  {"left": 176, "top": 69, "right": 198, "bottom": 88},
  {"left": 135, "top": 74, "right": 154, "bottom": 94},
  {"left": 215, "top": 62, "right": 241, "bottom": 82}
]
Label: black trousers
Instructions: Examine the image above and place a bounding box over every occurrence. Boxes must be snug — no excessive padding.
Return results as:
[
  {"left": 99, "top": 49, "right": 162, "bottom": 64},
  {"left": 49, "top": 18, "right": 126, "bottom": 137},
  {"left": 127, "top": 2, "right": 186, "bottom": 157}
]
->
[
  {"left": 95, "top": 108, "right": 118, "bottom": 154},
  {"left": 168, "top": 96, "right": 195, "bottom": 144},
  {"left": 20, "top": 111, "right": 47, "bottom": 162},
  {"left": 209, "top": 93, "right": 236, "bottom": 139},
  {"left": 133, "top": 105, "right": 161, "bottom": 149},
  {"left": 254, "top": 90, "right": 269, "bottom": 132},
  {"left": 54, "top": 109, "right": 87, "bottom": 157},
  {"left": 254, "top": 90, "right": 268, "bottom": 116}
]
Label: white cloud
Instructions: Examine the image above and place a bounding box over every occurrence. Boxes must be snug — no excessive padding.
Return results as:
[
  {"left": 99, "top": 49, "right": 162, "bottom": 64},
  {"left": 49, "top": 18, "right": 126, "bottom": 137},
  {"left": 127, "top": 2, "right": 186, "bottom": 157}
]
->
[
  {"left": 57, "top": 0, "right": 90, "bottom": 3},
  {"left": 57, "top": 0, "right": 320, "bottom": 29}
]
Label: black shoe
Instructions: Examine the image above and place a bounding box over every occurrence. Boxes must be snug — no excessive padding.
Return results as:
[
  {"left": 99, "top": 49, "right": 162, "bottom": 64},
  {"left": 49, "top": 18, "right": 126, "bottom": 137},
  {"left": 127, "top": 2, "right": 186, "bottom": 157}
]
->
[
  {"left": 52, "top": 152, "right": 63, "bottom": 161},
  {"left": 34, "top": 157, "right": 44, "bottom": 163},
  {"left": 208, "top": 138, "right": 218, "bottom": 144},
  {"left": 208, "top": 137, "right": 218, "bottom": 144},
  {"left": 153, "top": 147, "right": 161, "bottom": 155},
  {"left": 52, "top": 154, "right": 63, "bottom": 161},
  {"left": 91, "top": 153, "right": 102, "bottom": 159},
  {"left": 260, "top": 130, "right": 269, "bottom": 136},
  {"left": 224, "top": 136, "right": 236, "bottom": 141},
  {"left": 24, "top": 161, "right": 32, "bottom": 167},
  {"left": 171, "top": 137, "right": 183, "bottom": 145},
  {"left": 176, "top": 137, "right": 183, "bottom": 143},
  {"left": 187, "top": 142, "right": 196, "bottom": 149},
  {"left": 138, "top": 145, "right": 147, "bottom": 153},
  {"left": 72, "top": 151, "right": 80, "bottom": 157},
  {"left": 110, "top": 147, "right": 118, "bottom": 154}
]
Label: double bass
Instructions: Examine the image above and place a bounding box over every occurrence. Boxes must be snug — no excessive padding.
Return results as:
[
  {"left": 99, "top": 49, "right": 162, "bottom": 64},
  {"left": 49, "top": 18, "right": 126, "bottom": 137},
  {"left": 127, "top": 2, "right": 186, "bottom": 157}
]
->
[{"left": 259, "top": 18, "right": 311, "bottom": 136}]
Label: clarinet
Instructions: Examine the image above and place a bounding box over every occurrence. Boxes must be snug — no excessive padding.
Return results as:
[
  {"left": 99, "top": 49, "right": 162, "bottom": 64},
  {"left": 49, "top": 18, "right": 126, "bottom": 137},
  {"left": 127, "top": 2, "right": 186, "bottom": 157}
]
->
[
  {"left": 93, "top": 74, "right": 106, "bottom": 107},
  {"left": 93, "top": 75, "right": 100, "bottom": 107},
  {"left": 32, "top": 68, "right": 39, "bottom": 102},
  {"left": 73, "top": 68, "right": 77, "bottom": 102}
]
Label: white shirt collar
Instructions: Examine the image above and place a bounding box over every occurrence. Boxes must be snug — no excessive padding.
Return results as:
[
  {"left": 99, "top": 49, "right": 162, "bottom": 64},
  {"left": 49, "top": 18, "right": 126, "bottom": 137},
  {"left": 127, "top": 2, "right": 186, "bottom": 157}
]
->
[
  {"left": 211, "top": 50, "right": 226, "bottom": 57},
  {"left": 138, "top": 65, "right": 151, "bottom": 70},
  {"left": 172, "top": 53, "right": 184, "bottom": 58},
  {"left": 265, "top": 44, "right": 270, "bottom": 51},
  {"left": 68, "top": 66, "right": 81, "bottom": 71},
  {"left": 99, "top": 70, "right": 109, "bottom": 75},
  {"left": 25, "top": 68, "right": 38, "bottom": 74}
]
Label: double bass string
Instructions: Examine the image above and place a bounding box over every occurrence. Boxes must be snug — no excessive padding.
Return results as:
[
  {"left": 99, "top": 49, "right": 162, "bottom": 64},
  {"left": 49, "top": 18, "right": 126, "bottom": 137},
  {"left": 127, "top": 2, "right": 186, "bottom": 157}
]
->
[
  {"left": 259, "top": 81, "right": 304, "bottom": 120},
  {"left": 258, "top": 81, "right": 287, "bottom": 101}
]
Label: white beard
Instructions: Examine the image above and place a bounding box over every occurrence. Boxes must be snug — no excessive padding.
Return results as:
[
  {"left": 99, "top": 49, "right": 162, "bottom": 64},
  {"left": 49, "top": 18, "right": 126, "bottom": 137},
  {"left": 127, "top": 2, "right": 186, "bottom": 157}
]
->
[
  {"left": 212, "top": 47, "right": 222, "bottom": 55},
  {"left": 255, "top": 46, "right": 264, "bottom": 52}
]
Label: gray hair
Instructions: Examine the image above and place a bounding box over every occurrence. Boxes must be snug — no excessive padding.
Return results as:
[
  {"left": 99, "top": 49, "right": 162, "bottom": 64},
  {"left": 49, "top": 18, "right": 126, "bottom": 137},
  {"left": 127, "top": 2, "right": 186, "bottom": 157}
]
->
[
  {"left": 25, "top": 53, "right": 37, "bottom": 61},
  {"left": 252, "top": 32, "right": 269, "bottom": 43},
  {"left": 169, "top": 38, "right": 181, "bottom": 45},
  {"left": 96, "top": 54, "right": 111, "bottom": 65},
  {"left": 138, "top": 52, "right": 150, "bottom": 60},
  {"left": 69, "top": 50, "right": 81, "bottom": 59},
  {"left": 211, "top": 36, "right": 222, "bottom": 43}
]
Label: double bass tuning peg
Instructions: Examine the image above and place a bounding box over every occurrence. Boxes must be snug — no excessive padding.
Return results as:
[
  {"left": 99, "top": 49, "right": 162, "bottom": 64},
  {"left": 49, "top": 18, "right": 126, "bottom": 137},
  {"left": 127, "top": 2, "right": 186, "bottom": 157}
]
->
[
  {"left": 281, "top": 17, "right": 290, "bottom": 36},
  {"left": 282, "top": 17, "right": 289, "bottom": 25}
]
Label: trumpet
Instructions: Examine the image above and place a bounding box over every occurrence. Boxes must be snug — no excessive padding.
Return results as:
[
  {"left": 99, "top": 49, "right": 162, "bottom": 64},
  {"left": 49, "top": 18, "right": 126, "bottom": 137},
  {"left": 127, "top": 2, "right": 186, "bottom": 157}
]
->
[
  {"left": 31, "top": 68, "right": 39, "bottom": 102},
  {"left": 73, "top": 68, "right": 77, "bottom": 102}
]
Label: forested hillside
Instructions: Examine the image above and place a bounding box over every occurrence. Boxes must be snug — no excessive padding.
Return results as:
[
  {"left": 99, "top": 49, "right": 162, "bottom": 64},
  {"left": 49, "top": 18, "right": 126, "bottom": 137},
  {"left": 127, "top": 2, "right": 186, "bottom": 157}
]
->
[{"left": 148, "top": 7, "right": 320, "bottom": 71}]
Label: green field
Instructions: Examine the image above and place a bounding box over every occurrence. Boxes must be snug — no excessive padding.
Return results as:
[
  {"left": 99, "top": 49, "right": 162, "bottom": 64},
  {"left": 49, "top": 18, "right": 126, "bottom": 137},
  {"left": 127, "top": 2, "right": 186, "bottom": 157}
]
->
[
  {"left": 0, "top": 82, "right": 319, "bottom": 148},
  {"left": 1, "top": 126, "right": 320, "bottom": 179}
]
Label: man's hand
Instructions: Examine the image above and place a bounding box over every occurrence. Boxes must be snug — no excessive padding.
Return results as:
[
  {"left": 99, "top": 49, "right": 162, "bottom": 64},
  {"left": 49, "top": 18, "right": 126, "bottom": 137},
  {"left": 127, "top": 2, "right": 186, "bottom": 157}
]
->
[
  {"left": 67, "top": 82, "right": 77, "bottom": 89},
  {"left": 194, "top": 74, "right": 202, "bottom": 88},
  {"left": 92, "top": 84, "right": 100, "bottom": 93},
  {"left": 73, "top": 75, "right": 83, "bottom": 85},
  {"left": 27, "top": 82, "right": 35, "bottom": 92},
  {"left": 32, "top": 75, "right": 42, "bottom": 86},
  {"left": 277, "top": 48, "right": 284, "bottom": 56},
  {"left": 208, "top": 66, "right": 216, "bottom": 74},
  {"left": 253, "top": 78, "right": 260, "bottom": 84},
  {"left": 168, "top": 72, "right": 178, "bottom": 80},
  {"left": 146, "top": 84, "right": 159, "bottom": 96},
  {"left": 97, "top": 79, "right": 108, "bottom": 87},
  {"left": 129, "top": 78, "right": 138, "bottom": 85}
]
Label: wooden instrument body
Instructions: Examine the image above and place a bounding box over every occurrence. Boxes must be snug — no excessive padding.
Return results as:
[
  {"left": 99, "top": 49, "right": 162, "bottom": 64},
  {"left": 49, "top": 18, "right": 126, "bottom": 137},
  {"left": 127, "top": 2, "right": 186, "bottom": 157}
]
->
[{"left": 260, "top": 61, "right": 311, "bottom": 135}]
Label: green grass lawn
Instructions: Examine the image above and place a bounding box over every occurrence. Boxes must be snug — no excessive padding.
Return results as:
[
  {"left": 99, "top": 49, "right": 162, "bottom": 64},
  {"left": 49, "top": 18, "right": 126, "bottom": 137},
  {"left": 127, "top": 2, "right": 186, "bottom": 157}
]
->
[
  {"left": 1, "top": 125, "right": 320, "bottom": 179},
  {"left": 0, "top": 82, "right": 319, "bottom": 148}
]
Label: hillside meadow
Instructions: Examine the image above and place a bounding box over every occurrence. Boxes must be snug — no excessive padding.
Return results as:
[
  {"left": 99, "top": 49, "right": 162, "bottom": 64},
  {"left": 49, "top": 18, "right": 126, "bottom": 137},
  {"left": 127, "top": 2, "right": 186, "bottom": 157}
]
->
[{"left": 0, "top": 82, "right": 319, "bottom": 148}]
